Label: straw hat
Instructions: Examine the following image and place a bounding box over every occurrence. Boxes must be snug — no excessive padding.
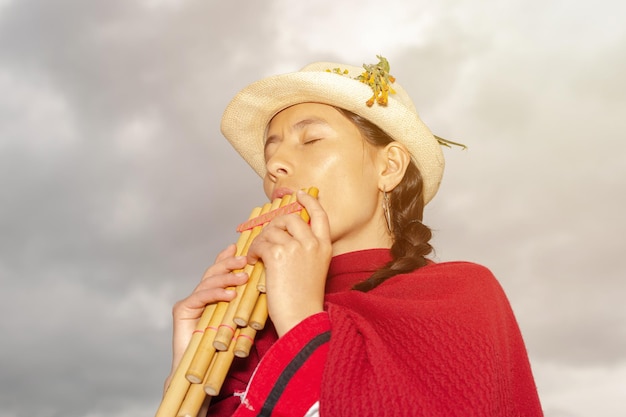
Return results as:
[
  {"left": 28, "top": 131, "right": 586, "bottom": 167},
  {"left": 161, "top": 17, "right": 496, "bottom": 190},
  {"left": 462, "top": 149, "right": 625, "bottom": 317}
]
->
[{"left": 220, "top": 58, "right": 445, "bottom": 204}]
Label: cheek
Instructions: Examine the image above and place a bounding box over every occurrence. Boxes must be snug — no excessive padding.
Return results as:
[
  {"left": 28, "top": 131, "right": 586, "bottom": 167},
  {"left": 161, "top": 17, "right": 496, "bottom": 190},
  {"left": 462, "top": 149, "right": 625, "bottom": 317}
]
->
[
  {"left": 320, "top": 190, "right": 371, "bottom": 230},
  {"left": 316, "top": 159, "right": 378, "bottom": 214}
]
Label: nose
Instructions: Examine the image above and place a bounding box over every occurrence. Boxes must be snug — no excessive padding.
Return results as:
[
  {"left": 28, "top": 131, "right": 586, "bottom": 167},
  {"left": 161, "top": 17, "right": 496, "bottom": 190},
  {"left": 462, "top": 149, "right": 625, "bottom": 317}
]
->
[{"left": 265, "top": 143, "right": 292, "bottom": 181}]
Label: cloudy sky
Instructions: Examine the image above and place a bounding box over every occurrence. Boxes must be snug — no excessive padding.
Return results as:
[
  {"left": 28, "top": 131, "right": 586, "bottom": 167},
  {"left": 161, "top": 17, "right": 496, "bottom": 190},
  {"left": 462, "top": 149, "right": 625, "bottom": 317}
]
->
[{"left": 1, "top": 0, "right": 625, "bottom": 416}]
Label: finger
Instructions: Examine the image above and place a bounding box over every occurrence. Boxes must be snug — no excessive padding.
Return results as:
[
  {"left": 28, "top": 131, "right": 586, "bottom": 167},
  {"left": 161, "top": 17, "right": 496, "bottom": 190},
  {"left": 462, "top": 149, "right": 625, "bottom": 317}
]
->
[
  {"left": 201, "top": 253, "right": 247, "bottom": 281},
  {"left": 184, "top": 286, "right": 237, "bottom": 311},
  {"left": 245, "top": 218, "right": 298, "bottom": 264},
  {"left": 296, "top": 190, "right": 331, "bottom": 241},
  {"left": 273, "top": 213, "right": 312, "bottom": 240},
  {"left": 212, "top": 244, "right": 248, "bottom": 273},
  {"left": 196, "top": 270, "right": 248, "bottom": 294},
  {"left": 176, "top": 271, "right": 249, "bottom": 319}
]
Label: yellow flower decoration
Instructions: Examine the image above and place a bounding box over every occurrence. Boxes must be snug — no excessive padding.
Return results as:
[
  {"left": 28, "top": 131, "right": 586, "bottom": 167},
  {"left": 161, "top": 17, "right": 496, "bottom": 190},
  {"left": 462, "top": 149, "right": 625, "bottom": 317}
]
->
[
  {"left": 325, "top": 55, "right": 396, "bottom": 107},
  {"left": 356, "top": 55, "right": 396, "bottom": 107},
  {"left": 327, "top": 56, "right": 466, "bottom": 149}
]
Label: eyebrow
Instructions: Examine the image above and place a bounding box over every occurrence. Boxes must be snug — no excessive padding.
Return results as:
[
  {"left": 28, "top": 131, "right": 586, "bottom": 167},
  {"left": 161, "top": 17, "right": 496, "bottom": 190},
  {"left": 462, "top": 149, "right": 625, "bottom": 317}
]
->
[{"left": 265, "top": 117, "right": 330, "bottom": 147}]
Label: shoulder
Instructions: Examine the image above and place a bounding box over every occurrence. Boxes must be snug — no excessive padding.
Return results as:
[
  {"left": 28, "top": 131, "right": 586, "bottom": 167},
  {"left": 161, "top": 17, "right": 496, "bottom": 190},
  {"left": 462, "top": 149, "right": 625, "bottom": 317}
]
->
[
  {"left": 423, "top": 260, "right": 494, "bottom": 276},
  {"left": 365, "top": 262, "right": 512, "bottom": 320},
  {"left": 326, "top": 261, "right": 512, "bottom": 319},
  {"left": 421, "top": 260, "right": 496, "bottom": 279},
  {"left": 324, "top": 261, "right": 519, "bottom": 349},
  {"left": 374, "top": 261, "right": 504, "bottom": 298}
]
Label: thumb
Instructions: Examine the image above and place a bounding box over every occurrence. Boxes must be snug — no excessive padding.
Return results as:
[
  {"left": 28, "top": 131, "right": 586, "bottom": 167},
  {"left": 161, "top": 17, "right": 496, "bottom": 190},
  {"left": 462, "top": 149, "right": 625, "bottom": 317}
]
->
[{"left": 297, "top": 190, "right": 330, "bottom": 242}]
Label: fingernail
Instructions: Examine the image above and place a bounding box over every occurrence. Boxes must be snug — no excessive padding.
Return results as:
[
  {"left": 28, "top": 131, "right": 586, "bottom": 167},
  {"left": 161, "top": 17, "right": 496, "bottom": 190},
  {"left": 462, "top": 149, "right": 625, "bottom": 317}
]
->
[
  {"left": 234, "top": 272, "right": 247, "bottom": 278},
  {"left": 224, "top": 289, "right": 236, "bottom": 297}
]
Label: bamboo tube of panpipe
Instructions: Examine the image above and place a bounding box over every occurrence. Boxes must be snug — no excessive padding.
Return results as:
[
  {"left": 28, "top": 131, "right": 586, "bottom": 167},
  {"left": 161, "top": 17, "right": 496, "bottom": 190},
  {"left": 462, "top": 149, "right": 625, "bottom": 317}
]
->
[
  {"left": 298, "top": 188, "right": 317, "bottom": 223},
  {"left": 184, "top": 205, "right": 263, "bottom": 382},
  {"left": 154, "top": 206, "right": 260, "bottom": 417},
  {"left": 177, "top": 351, "right": 219, "bottom": 417},
  {"left": 248, "top": 292, "right": 268, "bottom": 331},
  {"left": 155, "top": 188, "right": 318, "bottom": 417},
  {"left": 184, "top": 300, "right": 229, "bottom": 383},
  {"left": 255, "top": 188, "right": 318, "bottom": 292},
  {"left": 234, "top": 291, "right": 268, "bottom": 357},
  {"left": 154, "top": 305, "right": 214, "bottom": 417},
  {"left": 232, "top": 261, "right": 263, "bottom": 327},
  {"left": 234, "top": 325, "right": 257, "bottom": 358},
  {"left": 256, "top": 269, "right": 267, "bottom": 294},
  {"left": 254, "top": 195, "right": 296, "bottom": 293},
  {"left": 175, "top": 376, "right": 210, "bottom": 417},
  {"left": 203, "top": 188, "right": 318, "bottom": 396},
  {"left": 212, "top": 201, "right": 274, "bottom": 351},
  {"left": 175, "top": 384, "right": 205, "bottom": 417},
  {"left": 204, "top": 328, "right": 240, "bottom": 396},
  {"left": 232, "top": 190, "right": 291, "bottom": 326}
]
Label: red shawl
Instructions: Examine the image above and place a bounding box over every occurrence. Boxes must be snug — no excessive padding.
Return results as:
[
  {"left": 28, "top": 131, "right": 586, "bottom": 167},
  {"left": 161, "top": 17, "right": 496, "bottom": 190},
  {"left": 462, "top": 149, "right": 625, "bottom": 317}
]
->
[{"left": 208, "top": 249, "right": 543, "bottom": 416}]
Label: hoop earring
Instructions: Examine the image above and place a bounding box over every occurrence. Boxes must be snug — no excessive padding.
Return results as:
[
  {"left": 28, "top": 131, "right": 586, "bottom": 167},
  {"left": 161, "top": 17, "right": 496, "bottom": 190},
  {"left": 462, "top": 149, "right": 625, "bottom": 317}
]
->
[{"left": 382, "top": 190, "right": 393, "bottom": 234}]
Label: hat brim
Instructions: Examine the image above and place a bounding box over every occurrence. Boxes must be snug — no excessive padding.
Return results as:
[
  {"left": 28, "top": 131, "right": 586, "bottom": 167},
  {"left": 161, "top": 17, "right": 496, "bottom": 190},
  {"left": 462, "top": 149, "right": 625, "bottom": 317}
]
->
[{"left": 220, "top": 62, "right": 444, "bottom": 204}]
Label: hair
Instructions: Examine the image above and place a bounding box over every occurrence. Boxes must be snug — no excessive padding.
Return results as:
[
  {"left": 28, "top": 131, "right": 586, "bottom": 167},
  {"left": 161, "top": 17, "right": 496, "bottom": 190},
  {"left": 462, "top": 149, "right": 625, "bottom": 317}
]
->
[{"left": 335, "top": 108, "right": 434, "bottom": 292}]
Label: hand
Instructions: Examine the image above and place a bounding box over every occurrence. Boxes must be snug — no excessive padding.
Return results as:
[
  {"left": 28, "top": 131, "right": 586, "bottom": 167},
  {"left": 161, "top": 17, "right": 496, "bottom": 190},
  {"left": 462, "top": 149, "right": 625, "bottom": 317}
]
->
[
  {"left": 247, "top": 190, "right": 332, "bottom": 337},
  {"left": 166, "top": 244, "right": 248, "bottom": 388}
]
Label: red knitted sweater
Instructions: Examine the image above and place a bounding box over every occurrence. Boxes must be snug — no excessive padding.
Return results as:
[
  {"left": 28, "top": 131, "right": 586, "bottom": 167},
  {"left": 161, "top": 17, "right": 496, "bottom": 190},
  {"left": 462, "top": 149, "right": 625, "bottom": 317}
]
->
[{"left": 206, "top": 249, "right": 543, "bottom": 416}]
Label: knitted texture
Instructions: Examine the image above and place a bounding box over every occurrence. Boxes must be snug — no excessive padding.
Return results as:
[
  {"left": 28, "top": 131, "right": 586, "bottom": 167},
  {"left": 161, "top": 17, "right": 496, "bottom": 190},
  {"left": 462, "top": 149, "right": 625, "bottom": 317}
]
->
[
  {"left": 320, "top": 251, "right": 542, "bottom": 416},
  {"left": 208, "top": 249, "right": 543, "bottom": 416}
]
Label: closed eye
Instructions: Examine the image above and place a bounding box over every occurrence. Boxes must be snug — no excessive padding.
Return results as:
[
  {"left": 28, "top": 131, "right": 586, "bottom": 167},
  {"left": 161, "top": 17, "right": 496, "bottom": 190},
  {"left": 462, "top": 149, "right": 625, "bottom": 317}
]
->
[{"left": 304, "top": 138, "right": 322, "bottom": 145}]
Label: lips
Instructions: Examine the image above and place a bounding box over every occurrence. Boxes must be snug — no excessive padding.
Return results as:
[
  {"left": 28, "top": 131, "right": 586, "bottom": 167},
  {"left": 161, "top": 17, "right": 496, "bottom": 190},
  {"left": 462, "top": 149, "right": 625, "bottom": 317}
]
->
[{"left": 271, "top": 187, "right": 295, "bottom": 201}]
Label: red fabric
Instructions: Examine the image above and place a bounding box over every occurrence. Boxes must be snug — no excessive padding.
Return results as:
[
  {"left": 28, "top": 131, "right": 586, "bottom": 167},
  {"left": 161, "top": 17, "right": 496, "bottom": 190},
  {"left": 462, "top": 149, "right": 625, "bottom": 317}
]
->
[
  {"left": 205, "top": 322, "right": 278, "bottom": 415},
  {"left": 207, "top": 249, "right": 543, "bottom": 416},
  {"left": 232, "top": 313, "right": 330, "bottom": 416}
]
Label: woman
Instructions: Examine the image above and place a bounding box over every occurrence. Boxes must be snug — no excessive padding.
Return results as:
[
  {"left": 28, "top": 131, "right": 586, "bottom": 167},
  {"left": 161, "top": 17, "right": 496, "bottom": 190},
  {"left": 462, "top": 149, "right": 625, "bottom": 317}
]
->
[{"left": 167, "top": 57, "right": 543, "bottom": 416}]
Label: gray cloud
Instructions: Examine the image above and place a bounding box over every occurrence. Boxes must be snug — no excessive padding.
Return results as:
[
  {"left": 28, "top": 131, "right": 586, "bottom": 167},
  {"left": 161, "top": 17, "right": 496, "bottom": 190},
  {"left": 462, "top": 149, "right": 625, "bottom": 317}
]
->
[{"left": 1, "top": 0, "right": 625, "bottom": 416}]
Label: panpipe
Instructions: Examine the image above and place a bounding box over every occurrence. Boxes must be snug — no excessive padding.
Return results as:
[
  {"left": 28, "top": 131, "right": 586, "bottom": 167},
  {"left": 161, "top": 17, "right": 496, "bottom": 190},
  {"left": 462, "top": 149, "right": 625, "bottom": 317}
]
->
[{"left": 155, "top": 187, "right": 319, "bottom": 417}]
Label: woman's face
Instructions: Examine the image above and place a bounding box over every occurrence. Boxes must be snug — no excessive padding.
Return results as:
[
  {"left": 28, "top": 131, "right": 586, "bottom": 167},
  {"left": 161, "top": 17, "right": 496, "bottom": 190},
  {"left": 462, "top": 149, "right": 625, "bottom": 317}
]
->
[{"left": 264, "top": 103, "right": 391, "bottom": 255}]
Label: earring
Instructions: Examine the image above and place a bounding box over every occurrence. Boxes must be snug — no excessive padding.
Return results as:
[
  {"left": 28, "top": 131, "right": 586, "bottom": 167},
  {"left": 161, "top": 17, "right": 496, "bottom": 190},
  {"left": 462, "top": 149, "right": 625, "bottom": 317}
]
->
[{"left": 382, "top": 190, "right": 393, "bottom": 234}]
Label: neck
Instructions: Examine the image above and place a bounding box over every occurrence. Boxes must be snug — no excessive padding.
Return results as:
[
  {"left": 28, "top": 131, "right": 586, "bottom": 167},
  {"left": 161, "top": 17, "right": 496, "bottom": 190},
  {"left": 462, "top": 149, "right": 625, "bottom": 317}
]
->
[{"left": 330, "top": 222, "right": 393, "bottom": 256}]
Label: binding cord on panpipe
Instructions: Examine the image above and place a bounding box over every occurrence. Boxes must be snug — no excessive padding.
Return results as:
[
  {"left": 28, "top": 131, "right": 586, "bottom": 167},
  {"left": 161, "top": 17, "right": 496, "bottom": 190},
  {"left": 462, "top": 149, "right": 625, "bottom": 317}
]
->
[{"left": 155, "top": 187, "right": 319, "bottom": 417}]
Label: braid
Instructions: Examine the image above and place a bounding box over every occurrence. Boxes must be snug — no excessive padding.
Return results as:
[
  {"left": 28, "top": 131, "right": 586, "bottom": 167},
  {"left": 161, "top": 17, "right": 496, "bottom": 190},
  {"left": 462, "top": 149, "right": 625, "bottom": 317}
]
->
[{"left": 334, "top": 108, "right": 434, "bottom": 292}]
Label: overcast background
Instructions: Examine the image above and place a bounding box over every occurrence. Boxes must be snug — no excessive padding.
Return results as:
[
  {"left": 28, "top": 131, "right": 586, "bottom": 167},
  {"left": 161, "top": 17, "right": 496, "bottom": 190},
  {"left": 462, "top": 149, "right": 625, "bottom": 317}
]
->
[{"left": 1, "top": 0, "right": 625, "bottom": 416}]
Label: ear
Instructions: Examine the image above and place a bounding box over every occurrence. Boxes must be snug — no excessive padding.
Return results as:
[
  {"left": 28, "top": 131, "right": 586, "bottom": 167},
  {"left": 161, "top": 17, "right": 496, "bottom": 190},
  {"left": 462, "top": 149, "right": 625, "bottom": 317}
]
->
[{"left": 376, "top": 142, "right": 411, "bottom": 192}]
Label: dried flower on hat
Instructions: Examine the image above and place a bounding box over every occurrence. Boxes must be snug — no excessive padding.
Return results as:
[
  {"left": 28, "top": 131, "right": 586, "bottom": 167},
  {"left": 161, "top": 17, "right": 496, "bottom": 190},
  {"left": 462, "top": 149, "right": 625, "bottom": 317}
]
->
[
  {"left": 357, "top": 55, "right": 396, "bottom": 107},
  {"left": 326, "top": 55, "right": 395, "bottom": 107},
  {"left": 327, "top": 56, "right": 466, "bottom": 149}
]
